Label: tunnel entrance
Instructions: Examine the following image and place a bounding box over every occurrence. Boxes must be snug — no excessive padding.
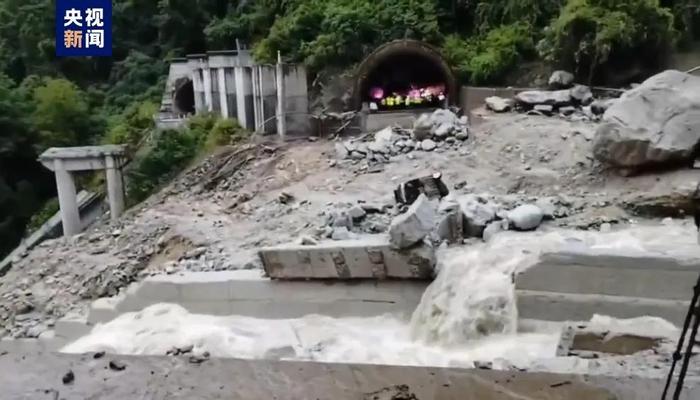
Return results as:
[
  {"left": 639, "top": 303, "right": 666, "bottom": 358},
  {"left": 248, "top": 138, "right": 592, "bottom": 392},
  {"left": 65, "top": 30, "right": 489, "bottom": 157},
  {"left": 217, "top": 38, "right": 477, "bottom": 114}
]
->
[
  {"left": 173, "top": 79, "right": 195, "bottom": 115},
  {"left": 354, "top": 40, "right": 456, "bottom": 112}
]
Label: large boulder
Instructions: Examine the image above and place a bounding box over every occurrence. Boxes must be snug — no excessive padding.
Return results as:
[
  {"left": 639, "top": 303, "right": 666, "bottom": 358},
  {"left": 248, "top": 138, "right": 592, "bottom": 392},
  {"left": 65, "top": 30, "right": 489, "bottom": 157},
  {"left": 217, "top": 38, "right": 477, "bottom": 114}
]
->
[
  {"left": 548, "top": 70, "right": 575, "bottom": 89},
  {"left": 457, "top": 195, "right": 496, "bottom": 238},
  {"left": 593, "top": 70, "right": 700, "bottom": 169},
  {"left": 412, "top": 114, "right": 432, "bottom": 141},
  {"left": 515, "top": 90, "right": 572, "bottom": 107},
  {"left": 508, "top": 204, "right": 543, "bottom": 231},
  {"left": 389, "top": 194, "right": 437, "bottom": 249},
  {"left": 485, "top": 96, "right": 514, "bottom": 112}
]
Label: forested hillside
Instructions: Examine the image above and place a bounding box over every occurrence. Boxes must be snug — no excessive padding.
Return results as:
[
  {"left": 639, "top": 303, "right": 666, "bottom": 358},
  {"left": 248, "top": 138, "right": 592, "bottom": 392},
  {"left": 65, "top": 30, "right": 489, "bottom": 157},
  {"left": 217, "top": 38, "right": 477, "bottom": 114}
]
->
[{"left": 0, "top": 0, "right": 698, "bottom": 258}]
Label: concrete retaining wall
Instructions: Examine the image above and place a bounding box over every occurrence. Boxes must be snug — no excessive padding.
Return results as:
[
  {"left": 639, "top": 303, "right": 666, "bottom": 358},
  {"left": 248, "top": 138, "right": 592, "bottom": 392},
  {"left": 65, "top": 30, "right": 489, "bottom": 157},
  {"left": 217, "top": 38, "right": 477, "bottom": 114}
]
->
[
  {"left": 86, "top": 270, "right": 428, "bottom": 325},
  {"left": 515, "top": 247, "right": 700, "bottom": 325}
]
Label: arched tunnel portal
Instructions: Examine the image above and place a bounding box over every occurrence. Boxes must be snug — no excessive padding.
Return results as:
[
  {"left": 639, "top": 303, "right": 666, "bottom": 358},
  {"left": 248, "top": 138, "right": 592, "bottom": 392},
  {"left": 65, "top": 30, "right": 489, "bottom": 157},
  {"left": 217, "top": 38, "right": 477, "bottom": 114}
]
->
[
  {"left": 173, "top": 78, "right": 195, "bottom": 115},
  {"left": 354, "top": 40, "right": 457, "bottom": 111}
]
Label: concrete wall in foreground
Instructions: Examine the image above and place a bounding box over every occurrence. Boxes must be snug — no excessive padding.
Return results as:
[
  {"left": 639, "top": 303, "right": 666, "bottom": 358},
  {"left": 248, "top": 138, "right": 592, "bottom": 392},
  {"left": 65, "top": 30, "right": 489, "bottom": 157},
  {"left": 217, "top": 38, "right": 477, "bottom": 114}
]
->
[
  {"left": 87, "top": 270, "right": 429, "bottom": 324},
  {"left": 515, "top": 246, "right": 700, "bottom": 325},
  {"left": 1, "top": 351, "right": 699, "bottom": 400}
]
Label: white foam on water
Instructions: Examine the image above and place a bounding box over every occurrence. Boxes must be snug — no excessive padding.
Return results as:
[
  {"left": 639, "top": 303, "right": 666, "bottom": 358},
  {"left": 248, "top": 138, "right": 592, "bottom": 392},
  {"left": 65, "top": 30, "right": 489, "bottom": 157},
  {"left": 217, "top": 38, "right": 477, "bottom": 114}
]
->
[
  {"left": 61, "top": 303, "right": 560, "bottom": 368},
  {"left": 62, "top": 222, "right": 693, "bottom": 368}
]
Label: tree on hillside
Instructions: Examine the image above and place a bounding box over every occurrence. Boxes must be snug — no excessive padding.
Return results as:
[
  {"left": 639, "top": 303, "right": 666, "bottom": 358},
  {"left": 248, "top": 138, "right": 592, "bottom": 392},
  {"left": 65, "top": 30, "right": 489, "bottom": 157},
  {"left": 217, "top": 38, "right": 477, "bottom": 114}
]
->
[
  {"left": 539, "top": 0, "right": 677, "bottom": 83},
  {"left": 32, "top": 78, "right": 102, "bottom": 149}
]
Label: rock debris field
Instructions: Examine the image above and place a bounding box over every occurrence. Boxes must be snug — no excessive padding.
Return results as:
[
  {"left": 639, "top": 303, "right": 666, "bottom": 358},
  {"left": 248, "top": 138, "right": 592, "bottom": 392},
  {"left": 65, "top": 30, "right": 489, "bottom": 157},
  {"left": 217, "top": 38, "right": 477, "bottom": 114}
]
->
[{"left": 2, "top": 71, "right": 700, "bottom": 390}]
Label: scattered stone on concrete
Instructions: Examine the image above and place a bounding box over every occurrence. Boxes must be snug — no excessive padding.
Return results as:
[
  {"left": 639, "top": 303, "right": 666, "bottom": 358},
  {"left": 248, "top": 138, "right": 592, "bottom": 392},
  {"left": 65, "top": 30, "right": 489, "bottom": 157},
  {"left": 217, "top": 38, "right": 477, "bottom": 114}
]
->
[
  {"left": 62, "top": 370, "right": 74, "bottom": 385},
  {"left": 593, "top": 70, "right": 700, "bottom": 170},
  {"left": 278, "top": 192, "right": 294, "bottom": 204},
  {"left": 549, "top": 70, "right": 575, "bottom": 89},
  {"left": 189, "top": 351, "right": 210, "bottom": 364},
  {"left": 389, "top": 194, "right": 437, "bottom": 249},
  {"left": 485, "top": 96, "right": 514, "bottom": 112},
  {"left": 109, "top": 360, "right": 127, "bottom": 371},
  {"left": 508, "top": 204, "right": 544, "bottom": 231},
  {"left": 299, "top": 236, "right": 318, "bottom": 246},
  {"left": 420, "top": 139, "right": 437, "bottom": 151},
  {"left": 331, "top": 226, "right": 353, "bottom": 241},
  {"left": 457, "top": 195, "right": 497, "bottom": 238}
]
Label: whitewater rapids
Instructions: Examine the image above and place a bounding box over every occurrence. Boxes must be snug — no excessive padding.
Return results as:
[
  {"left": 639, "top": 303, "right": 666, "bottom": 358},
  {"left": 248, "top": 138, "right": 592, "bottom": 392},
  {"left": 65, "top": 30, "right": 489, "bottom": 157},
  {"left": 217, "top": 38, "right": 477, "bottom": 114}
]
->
[{"left": 62, "top": 222, "right": 690, "bottom": 368}]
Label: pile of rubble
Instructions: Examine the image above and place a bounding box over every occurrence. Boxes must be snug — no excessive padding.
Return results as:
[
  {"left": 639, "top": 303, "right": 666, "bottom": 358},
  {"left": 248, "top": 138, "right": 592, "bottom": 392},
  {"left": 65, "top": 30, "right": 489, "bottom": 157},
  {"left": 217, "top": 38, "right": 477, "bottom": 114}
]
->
[
  {"left": 389, "top": 192, "right": 547, "bottom": 249},
  {"left": 485, "top": 70, "right": 617, "bottom": 121},
  {"left": 335, "top": 109, "right": 469, "bottom": 164}
]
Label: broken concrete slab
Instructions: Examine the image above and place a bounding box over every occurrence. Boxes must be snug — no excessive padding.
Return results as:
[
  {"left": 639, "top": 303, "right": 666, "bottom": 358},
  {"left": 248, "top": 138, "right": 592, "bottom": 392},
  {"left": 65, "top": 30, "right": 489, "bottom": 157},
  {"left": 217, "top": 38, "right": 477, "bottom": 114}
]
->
[
  {"left": 259, "top": 235, "right": 436, "bottom": 280},
  {"left": 389, "top": 194, "right": 437, "bottom": 249}
]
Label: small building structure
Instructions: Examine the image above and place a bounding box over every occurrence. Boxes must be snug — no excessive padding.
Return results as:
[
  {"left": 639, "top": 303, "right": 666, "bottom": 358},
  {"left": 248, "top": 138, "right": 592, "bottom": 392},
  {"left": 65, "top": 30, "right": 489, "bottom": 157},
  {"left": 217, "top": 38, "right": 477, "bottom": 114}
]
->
[
  {"left": 39, "top": 145, "right": 127, "bottom": 236},
  {"left": 159, "top": 49, "right": 310, "bottom": 137}
]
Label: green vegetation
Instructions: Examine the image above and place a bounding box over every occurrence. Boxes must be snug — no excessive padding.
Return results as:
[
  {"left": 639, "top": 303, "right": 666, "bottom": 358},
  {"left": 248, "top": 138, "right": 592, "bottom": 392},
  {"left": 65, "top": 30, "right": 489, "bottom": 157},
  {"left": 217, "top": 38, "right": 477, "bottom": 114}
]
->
[
  {"left": 539, "top": 0, "right": 677, "bottom": 82},
  {"left": 444, "top": 23, "right": 535, "bottom": 84},
  {"left": 127, "top": 115, "right": 248, "bottom": 203},
  {"left": 0, "top": 0, "right": 697, "bottom": 258}
]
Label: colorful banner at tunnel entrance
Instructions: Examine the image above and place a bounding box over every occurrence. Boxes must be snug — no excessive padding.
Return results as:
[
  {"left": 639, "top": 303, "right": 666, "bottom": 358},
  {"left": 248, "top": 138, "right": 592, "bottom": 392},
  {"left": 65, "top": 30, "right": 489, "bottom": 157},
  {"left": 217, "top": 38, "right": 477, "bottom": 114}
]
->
[{"left": 55, "top": 0, "right": 112, "bottom": 56}]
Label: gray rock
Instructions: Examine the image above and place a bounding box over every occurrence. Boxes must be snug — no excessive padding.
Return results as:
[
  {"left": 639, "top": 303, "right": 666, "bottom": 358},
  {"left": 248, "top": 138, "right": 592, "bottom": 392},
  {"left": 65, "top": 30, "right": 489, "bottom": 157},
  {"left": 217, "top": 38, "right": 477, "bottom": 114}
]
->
[
  {"left": 433, "top": 123, "right": 453, "bottom": 139},
  {"left": 483, "top": 220, "right": 508, "bottom": 242},
  {"left": 455, "top": 128, "right": 469, "bottom": 140},
  {"left": 458, "top": 115, "right": 469, "bottom": 126},
  {"left": 389, "top": 194, "right": 437, "bottom": 249},
  {"left": 485, "top": 96, "right": 514, "bottom": 112},
  {"left": 548, "top": 70, "right": 575, "bottom": 88},
  {"left": 570, "top": 85, "right": 593, "bottom": 105},
  {"left": 331, "top": 227, "right": 352, "bottom": 240},
  {"left": 374, "top": 126, "right": 396, "bottom": 143},
  {"left": 591, "top": 99, "right": 616, "bottom": 115},
  {"left": 299, "top": 236, "right": 318, "bottom": 246},
  {"left": 535, "top": 197, "right": 557, "bottom": 220},
  {"left": 508, "top": 204, "right": 544, "bottom": 231},
  {"left": 368, "top": 141, "right": 389, "bottom": 154},
  {"left": 413, "top": 114, "right": 432, "bottom": 141},
  {"left": 330, "top": 211, "right": 352, "bottom": 228},
  {"left": 420, "top": 139, "right": 437, "bottom": 151},
  {"left": 559, "top": 106, "right": 576, "bottom": 116},
  {"left": 434, "top": 197, "right": 463, "bottom": 243},
  {"left": 533, "top": 104, "right": 554, "bottom": 115},
  {"left": 350, "top": 151, "right": 365, "bottom": 160},
  {"left": 335, "top": 143, "right": 349, "bottom": 159},
  {"left": 348, "top": 206, "right": 367, "bottom": 222},
  {"left": 593, "top": 70, "right": 700, "bottom": 169},
  {"left": 457, "top": 195, "right": 496, "bottom": 238},
  {"left": 429, "top": 109, "right": 459, "bottom": 127},
  {"left": 516, "top": 90, "right": 572, "bottom": 107}
]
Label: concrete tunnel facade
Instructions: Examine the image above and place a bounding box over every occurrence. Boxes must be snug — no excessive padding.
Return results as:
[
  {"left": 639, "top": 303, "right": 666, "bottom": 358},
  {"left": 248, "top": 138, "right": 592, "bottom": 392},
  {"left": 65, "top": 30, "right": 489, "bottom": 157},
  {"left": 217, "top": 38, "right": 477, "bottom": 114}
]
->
[{"left": 353, "top": 39, "right": 457, "bottom": 111}]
